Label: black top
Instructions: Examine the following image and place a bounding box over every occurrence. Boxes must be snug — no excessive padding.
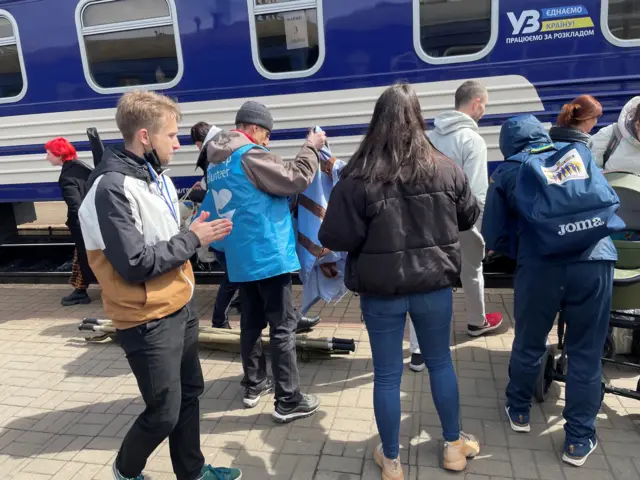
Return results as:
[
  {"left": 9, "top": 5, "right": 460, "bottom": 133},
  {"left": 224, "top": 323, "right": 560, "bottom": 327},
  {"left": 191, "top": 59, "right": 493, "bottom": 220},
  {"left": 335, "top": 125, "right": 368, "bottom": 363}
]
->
[
  {"left": 58, "top": 159, "right": 93, "bottom": 229},
  {"left": 318, "top": 154, "right": 480, "bottom": 296}
]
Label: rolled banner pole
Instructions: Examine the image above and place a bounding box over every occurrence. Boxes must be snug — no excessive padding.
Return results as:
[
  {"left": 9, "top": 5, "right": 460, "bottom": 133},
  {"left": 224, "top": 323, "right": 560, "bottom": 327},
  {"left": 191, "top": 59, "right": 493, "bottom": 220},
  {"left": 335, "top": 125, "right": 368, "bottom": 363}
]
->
[{"left": 79, "top": 320, "right": 357, "bottom": 353}]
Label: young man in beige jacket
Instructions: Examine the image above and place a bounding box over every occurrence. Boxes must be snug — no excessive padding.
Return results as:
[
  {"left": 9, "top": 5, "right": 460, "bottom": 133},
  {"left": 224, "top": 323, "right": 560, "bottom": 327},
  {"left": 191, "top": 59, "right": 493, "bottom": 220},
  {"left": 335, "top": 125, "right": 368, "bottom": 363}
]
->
[{"left": 79, "top": 91, "right": 240, "bottom": 480}]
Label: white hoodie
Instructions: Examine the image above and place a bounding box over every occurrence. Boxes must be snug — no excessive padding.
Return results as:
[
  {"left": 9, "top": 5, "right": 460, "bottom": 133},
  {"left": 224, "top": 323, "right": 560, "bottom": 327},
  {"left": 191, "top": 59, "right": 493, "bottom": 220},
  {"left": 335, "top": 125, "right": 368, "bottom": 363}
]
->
[
  {"left": 589, "top": 96, "right": 640, "bottom": 174},
  {"left": 427, "top": 111, "right": 488, "bottom": 212}
]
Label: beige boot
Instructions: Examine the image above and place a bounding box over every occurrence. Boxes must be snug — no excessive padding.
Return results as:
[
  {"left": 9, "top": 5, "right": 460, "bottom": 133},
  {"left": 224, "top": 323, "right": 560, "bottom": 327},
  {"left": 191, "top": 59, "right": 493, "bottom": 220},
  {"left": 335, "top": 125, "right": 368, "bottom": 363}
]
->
[
  {"left": 443, "top": 432, "right": 480, "bottom": 471},
  {"left": 374, "top": 443, "right": 404, "bottom": 480}
]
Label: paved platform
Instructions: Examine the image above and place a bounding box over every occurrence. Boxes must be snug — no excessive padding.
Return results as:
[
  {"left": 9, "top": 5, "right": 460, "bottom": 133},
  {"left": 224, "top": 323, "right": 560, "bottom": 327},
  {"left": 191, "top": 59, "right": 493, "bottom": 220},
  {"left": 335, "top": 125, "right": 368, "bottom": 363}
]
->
[{"left": 0, "top": 285, "right": 637, "bottom": 480}]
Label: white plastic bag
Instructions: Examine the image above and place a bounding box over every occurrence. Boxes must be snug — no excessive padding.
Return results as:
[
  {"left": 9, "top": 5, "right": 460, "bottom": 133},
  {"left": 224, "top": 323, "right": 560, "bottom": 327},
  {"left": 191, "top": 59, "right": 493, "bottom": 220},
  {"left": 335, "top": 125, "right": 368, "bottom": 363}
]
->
[{"left": 179, "top": 185, "right": 216, "bottom": 264}]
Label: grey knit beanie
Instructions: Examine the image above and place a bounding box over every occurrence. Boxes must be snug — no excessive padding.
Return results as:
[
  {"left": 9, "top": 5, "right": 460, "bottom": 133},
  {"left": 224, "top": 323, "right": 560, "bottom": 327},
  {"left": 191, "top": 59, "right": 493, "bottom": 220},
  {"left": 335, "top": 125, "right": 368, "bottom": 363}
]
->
[{"left": 235, "top": 101, "right": 273, "bottom": 132}]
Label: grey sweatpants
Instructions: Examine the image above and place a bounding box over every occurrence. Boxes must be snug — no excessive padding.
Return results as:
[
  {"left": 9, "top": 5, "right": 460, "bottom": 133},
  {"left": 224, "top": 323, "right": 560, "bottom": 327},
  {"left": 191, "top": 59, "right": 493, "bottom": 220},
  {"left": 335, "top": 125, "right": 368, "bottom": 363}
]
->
[{"left": 410, "top": 224, "right": 486, "bottom": 354}]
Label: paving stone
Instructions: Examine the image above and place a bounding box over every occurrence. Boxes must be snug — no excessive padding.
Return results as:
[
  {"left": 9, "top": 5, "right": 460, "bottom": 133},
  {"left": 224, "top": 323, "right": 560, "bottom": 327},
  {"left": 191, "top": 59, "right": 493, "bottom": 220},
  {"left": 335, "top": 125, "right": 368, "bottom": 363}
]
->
[
  {"left": 0, "top": 286, "right": 635, "bottom": 479},
  {"left": 606, "top": 455, "right": 640, "bottom": 480},
  {"left": 314, "top": 472, "right": 361, "bottom": 480},
  {"left": 318, "top": 455, "right": 363, "bottom": 474}
]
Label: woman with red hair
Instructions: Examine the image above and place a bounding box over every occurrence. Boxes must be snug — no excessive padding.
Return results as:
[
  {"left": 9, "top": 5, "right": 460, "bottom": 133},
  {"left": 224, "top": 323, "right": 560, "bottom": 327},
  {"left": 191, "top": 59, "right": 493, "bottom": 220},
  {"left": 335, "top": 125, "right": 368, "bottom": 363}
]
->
[
  {"left": 46, "top": 137, "right": 96, "bottom": 305},
  {"left": 549, "top": 95, "right": 603, "bottom": 145}
]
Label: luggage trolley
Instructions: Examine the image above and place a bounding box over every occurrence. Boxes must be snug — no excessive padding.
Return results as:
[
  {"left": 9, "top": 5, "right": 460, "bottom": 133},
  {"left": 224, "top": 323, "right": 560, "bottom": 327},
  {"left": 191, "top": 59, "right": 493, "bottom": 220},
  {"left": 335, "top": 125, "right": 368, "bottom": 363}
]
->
[{"left": 535, "top": 171, "right": 640, "bottom": 403}]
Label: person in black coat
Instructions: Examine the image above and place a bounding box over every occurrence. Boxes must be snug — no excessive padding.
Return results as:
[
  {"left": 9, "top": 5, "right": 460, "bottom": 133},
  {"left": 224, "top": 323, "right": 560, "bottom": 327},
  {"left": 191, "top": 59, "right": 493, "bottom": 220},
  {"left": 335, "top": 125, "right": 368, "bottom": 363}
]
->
[
  {"left": 318, "top": 83, "right": 481, "bottom": 477},
  {"left": 46, "top": 137, "right": 96, "bottom": 305}
]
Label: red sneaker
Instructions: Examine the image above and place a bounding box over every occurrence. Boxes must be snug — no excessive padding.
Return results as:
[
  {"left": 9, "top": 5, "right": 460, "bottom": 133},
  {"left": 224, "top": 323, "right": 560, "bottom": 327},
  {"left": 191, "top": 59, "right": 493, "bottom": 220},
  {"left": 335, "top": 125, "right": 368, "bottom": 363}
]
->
[{"left": 467, "top": 313, "right": 503, "bottom": 337}]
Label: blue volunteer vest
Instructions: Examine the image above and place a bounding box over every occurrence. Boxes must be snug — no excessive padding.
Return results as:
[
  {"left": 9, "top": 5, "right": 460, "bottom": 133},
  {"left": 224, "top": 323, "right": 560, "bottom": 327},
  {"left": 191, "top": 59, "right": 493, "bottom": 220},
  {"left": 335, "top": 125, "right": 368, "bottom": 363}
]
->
[{"left": 204, "top": 143, "right": 300, "bottom": 283}]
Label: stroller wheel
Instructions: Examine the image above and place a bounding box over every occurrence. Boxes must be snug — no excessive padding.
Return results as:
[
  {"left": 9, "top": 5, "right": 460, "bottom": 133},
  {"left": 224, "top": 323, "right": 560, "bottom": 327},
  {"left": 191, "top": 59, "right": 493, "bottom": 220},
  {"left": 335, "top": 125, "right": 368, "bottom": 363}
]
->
[
  {"left": 603, "top": 334, "right": 615, "bottom": 359},
  {"left": 534, "top": 346, "right": 555, "bottom": 403}
]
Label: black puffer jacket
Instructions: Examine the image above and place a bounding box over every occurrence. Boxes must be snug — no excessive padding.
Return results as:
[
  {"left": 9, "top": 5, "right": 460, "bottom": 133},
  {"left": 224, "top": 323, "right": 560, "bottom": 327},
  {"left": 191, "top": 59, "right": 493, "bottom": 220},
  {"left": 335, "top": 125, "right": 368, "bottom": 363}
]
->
[
  {"left": 58, "top": 159, "right": 96, "bottom": 284},
  {"left": 318, "top": 154, "right": 479, "bottom": 296}
]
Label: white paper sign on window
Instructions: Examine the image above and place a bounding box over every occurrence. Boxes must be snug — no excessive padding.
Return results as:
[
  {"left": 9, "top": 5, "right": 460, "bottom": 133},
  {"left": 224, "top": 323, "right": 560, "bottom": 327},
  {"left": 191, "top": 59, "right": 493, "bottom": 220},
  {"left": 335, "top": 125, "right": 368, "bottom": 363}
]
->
[{"left": 283, "top": 11, "right": 309, "bottom": 50}]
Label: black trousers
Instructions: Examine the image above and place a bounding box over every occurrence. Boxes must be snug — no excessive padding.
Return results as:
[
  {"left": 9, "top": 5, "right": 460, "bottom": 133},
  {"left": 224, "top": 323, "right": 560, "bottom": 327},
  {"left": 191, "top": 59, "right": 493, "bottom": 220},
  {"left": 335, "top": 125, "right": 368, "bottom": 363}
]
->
[
  {"left": 239, "top": 273, "right": 302, "bottom": 409},
  {"left": 115, "top": 302, "right": 205, "bottom": 480},
  {"left": 68, "top": 224, "right": 96, "bottom": 286},
  {"left": 212, "top": 250, "right": 239, "bottom": 327}
]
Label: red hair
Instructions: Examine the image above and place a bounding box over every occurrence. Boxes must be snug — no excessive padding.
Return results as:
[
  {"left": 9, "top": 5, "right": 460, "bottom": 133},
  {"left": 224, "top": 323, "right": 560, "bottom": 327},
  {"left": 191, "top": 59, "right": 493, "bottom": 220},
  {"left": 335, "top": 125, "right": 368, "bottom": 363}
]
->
[
  {"left": 45, "top": 137, "right": 77, "bottom": 162},
  {"left": 556, "top": 95, "right": 603, "bottom": 127}
]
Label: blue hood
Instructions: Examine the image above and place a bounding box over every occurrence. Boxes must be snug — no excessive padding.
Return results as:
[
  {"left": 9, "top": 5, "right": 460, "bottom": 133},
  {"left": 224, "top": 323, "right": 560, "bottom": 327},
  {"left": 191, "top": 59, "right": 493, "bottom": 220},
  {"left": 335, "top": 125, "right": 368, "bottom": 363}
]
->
[{"left": 499, "top": 114, "right": 552, "bottom": 159}]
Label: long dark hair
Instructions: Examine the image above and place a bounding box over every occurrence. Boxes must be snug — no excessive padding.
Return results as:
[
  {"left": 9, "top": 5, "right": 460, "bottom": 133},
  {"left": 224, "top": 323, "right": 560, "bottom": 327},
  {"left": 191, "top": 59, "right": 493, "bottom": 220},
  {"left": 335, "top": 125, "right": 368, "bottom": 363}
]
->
[{"left": 341, "top": 83, "right": 436, "bottom": 184}]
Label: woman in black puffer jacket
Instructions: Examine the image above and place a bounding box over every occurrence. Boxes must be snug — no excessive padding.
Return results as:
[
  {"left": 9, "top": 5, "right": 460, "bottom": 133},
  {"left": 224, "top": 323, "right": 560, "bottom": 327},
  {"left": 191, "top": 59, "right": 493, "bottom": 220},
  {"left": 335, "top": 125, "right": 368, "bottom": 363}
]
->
[{"left": 319, "top": 83, "right": 481, "bottom": 479}]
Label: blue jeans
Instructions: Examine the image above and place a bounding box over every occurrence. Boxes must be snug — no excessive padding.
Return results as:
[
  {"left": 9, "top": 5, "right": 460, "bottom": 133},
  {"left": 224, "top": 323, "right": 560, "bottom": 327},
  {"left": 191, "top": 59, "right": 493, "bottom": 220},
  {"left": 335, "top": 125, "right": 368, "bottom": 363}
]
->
[
  {"left": 361, "top": 288, "right": 460, "bottom": 459},
  {"left": 507, "top": 261, "right": 613, "bottom": 445}
]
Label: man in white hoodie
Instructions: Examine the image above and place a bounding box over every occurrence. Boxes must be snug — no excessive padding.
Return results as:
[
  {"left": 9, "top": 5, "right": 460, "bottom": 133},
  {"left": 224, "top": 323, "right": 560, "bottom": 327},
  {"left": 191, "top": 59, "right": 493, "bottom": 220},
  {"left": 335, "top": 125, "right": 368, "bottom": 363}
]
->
[{"left": 408, "top": 80, "right": 503, "bottom": 372}]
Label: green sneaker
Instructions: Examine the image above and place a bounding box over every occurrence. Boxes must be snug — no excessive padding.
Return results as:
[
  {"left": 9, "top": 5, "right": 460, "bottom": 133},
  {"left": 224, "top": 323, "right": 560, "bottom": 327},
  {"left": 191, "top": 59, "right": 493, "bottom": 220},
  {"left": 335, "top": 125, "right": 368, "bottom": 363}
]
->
[
  {"left": 198, "top": 464, "right": 242, "bottom": 479},
  {"left": 112, "top": 462, "right": 144, "bottom": 479}
]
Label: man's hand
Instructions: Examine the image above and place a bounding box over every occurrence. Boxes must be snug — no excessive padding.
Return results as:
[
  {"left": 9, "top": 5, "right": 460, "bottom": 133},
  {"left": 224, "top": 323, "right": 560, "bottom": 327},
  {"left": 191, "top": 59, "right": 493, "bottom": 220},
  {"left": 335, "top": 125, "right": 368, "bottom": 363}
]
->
[
  {"left": 192, "top": 180, "right": 203, "bottom": 190},
  {"left": 307, "top": 129, "right": 327, "bottom": 150},
  {"left": 189, "top": 211, "right": 232, "bottom": 245},
  {"left": 319, "top": 262, "right": 339, "bottom": 279}
]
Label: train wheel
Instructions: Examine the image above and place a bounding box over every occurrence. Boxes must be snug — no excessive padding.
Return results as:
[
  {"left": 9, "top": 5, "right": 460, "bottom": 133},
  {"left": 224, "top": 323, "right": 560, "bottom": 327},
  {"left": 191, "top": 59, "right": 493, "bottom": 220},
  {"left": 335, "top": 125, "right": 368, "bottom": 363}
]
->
[{"left": 534, "top": 347, "right": 555, "bottom": 403}]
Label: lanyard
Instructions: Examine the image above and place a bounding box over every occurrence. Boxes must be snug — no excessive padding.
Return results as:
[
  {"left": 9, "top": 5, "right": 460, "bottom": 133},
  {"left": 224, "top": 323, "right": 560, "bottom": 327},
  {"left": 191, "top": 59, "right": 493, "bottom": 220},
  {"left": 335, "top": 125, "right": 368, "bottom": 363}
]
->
[{"left": 145, "top": 162, "right": 178, "bottom": 225}]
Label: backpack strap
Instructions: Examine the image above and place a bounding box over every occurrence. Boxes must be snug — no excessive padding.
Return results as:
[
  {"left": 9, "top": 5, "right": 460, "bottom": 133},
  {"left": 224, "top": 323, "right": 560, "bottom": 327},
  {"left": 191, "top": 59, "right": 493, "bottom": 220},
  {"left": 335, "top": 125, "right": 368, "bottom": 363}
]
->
[{"left": 603, "top": 124, "right": 622, "bottom": 168}]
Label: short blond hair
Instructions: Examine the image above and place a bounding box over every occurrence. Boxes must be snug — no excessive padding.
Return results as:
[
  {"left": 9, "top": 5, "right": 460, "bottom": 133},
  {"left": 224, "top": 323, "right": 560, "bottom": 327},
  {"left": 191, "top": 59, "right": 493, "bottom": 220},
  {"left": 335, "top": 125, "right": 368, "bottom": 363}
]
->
[{"left": 115, "top": 90, "right": 182, "bottom": 144}]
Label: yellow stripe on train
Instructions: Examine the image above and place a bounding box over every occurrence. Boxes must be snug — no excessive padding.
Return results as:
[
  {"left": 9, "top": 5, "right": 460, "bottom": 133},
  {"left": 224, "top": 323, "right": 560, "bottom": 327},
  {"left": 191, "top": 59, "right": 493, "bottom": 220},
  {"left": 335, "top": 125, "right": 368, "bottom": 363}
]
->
[{"left": 541, "top": 17, "right": 595, "bottom": 32}]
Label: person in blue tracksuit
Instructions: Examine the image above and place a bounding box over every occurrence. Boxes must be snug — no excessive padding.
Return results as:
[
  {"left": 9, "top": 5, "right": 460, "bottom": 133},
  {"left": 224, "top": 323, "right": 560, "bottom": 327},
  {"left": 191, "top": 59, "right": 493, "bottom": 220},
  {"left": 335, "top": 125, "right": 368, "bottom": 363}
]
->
[{"left": 483, "top": 114, "right": 617, "bottom": 468}]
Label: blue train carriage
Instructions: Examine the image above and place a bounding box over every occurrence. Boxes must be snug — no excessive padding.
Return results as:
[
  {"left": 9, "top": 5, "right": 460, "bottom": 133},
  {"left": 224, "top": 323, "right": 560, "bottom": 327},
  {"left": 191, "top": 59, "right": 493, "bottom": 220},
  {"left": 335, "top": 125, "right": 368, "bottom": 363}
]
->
[{"left": 0, "top": 0, "right": 637, "bottom": 240}]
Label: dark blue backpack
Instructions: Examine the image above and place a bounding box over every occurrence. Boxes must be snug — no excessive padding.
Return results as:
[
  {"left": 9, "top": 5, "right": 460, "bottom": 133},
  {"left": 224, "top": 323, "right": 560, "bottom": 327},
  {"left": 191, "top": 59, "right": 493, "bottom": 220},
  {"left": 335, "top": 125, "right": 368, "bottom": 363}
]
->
[{"left": 512, "top": 142, "right": 625, "bottom": 256}]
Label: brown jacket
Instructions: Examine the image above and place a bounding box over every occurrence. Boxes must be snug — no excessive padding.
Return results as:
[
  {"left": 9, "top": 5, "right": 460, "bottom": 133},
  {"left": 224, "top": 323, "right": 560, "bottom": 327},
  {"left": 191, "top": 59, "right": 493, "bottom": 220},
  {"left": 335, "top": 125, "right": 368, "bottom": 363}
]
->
[{"left": 199, "top": 129, "right": 319, "bottom": 196}]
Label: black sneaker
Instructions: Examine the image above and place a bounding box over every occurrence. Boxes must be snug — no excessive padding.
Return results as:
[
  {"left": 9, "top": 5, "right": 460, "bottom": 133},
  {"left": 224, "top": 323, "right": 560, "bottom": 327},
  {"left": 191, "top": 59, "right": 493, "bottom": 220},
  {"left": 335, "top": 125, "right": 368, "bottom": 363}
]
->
[
  {"left": 243, "top": 379, "right": 274, "bottom": 408},
  {"left": 272, "top": 393, "right": 320, "bottom": 423},
  {"left": 61, "top": 289, "right": 91, "bottom": 306},
  {"left": 409, "top": 353, "right": 426, "bottom": 372}
]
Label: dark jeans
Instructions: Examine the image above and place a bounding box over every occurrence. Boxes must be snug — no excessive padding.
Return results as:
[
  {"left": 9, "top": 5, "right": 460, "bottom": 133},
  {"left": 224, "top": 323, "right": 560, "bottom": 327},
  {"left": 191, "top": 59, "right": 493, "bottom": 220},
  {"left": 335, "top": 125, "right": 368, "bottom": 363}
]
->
[
  {"left": 212, "top": 250, "right": 239, "bottom": 327},
  {"left": 507, "top": 261, "right": 613, "bottom": 445},
  {"left": 361, "top": 288, "right": 459, "bottom": 459},
  {"left": 115, "top": 302, "right": 205, "bottom": 480},
  {"left": 239, "top": 273, "right": 302, "bottom": 409}
]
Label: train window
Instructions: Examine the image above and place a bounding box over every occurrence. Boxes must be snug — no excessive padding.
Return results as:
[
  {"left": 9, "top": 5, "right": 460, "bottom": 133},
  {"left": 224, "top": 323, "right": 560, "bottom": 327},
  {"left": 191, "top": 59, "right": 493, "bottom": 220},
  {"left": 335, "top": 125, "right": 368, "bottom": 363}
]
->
[
  {"left": 413, "top": 0, "right": 499, "bottom": 65},
  {"left": 0, "top": 11, "right": 27, "bottom": 103},
  {"left": 602, "top": 0, "right": 640, "bottom": 46},
  {"left": 248, "top": 0, "right": 326, "bottom": 79},
  {"left": 75, "top": 0, "right": 184, "bottom": 94}
]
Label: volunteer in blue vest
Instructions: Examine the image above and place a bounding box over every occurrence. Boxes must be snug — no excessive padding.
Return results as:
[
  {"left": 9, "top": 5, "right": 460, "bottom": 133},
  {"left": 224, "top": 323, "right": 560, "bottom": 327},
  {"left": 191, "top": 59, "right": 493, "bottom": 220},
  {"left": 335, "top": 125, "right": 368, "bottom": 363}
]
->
[
  {"left": 483, "top": 114, "right": 620, "bottom": 468},
  {"left": 201, "top": 101, "right": 326, "bottom": 423}
]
